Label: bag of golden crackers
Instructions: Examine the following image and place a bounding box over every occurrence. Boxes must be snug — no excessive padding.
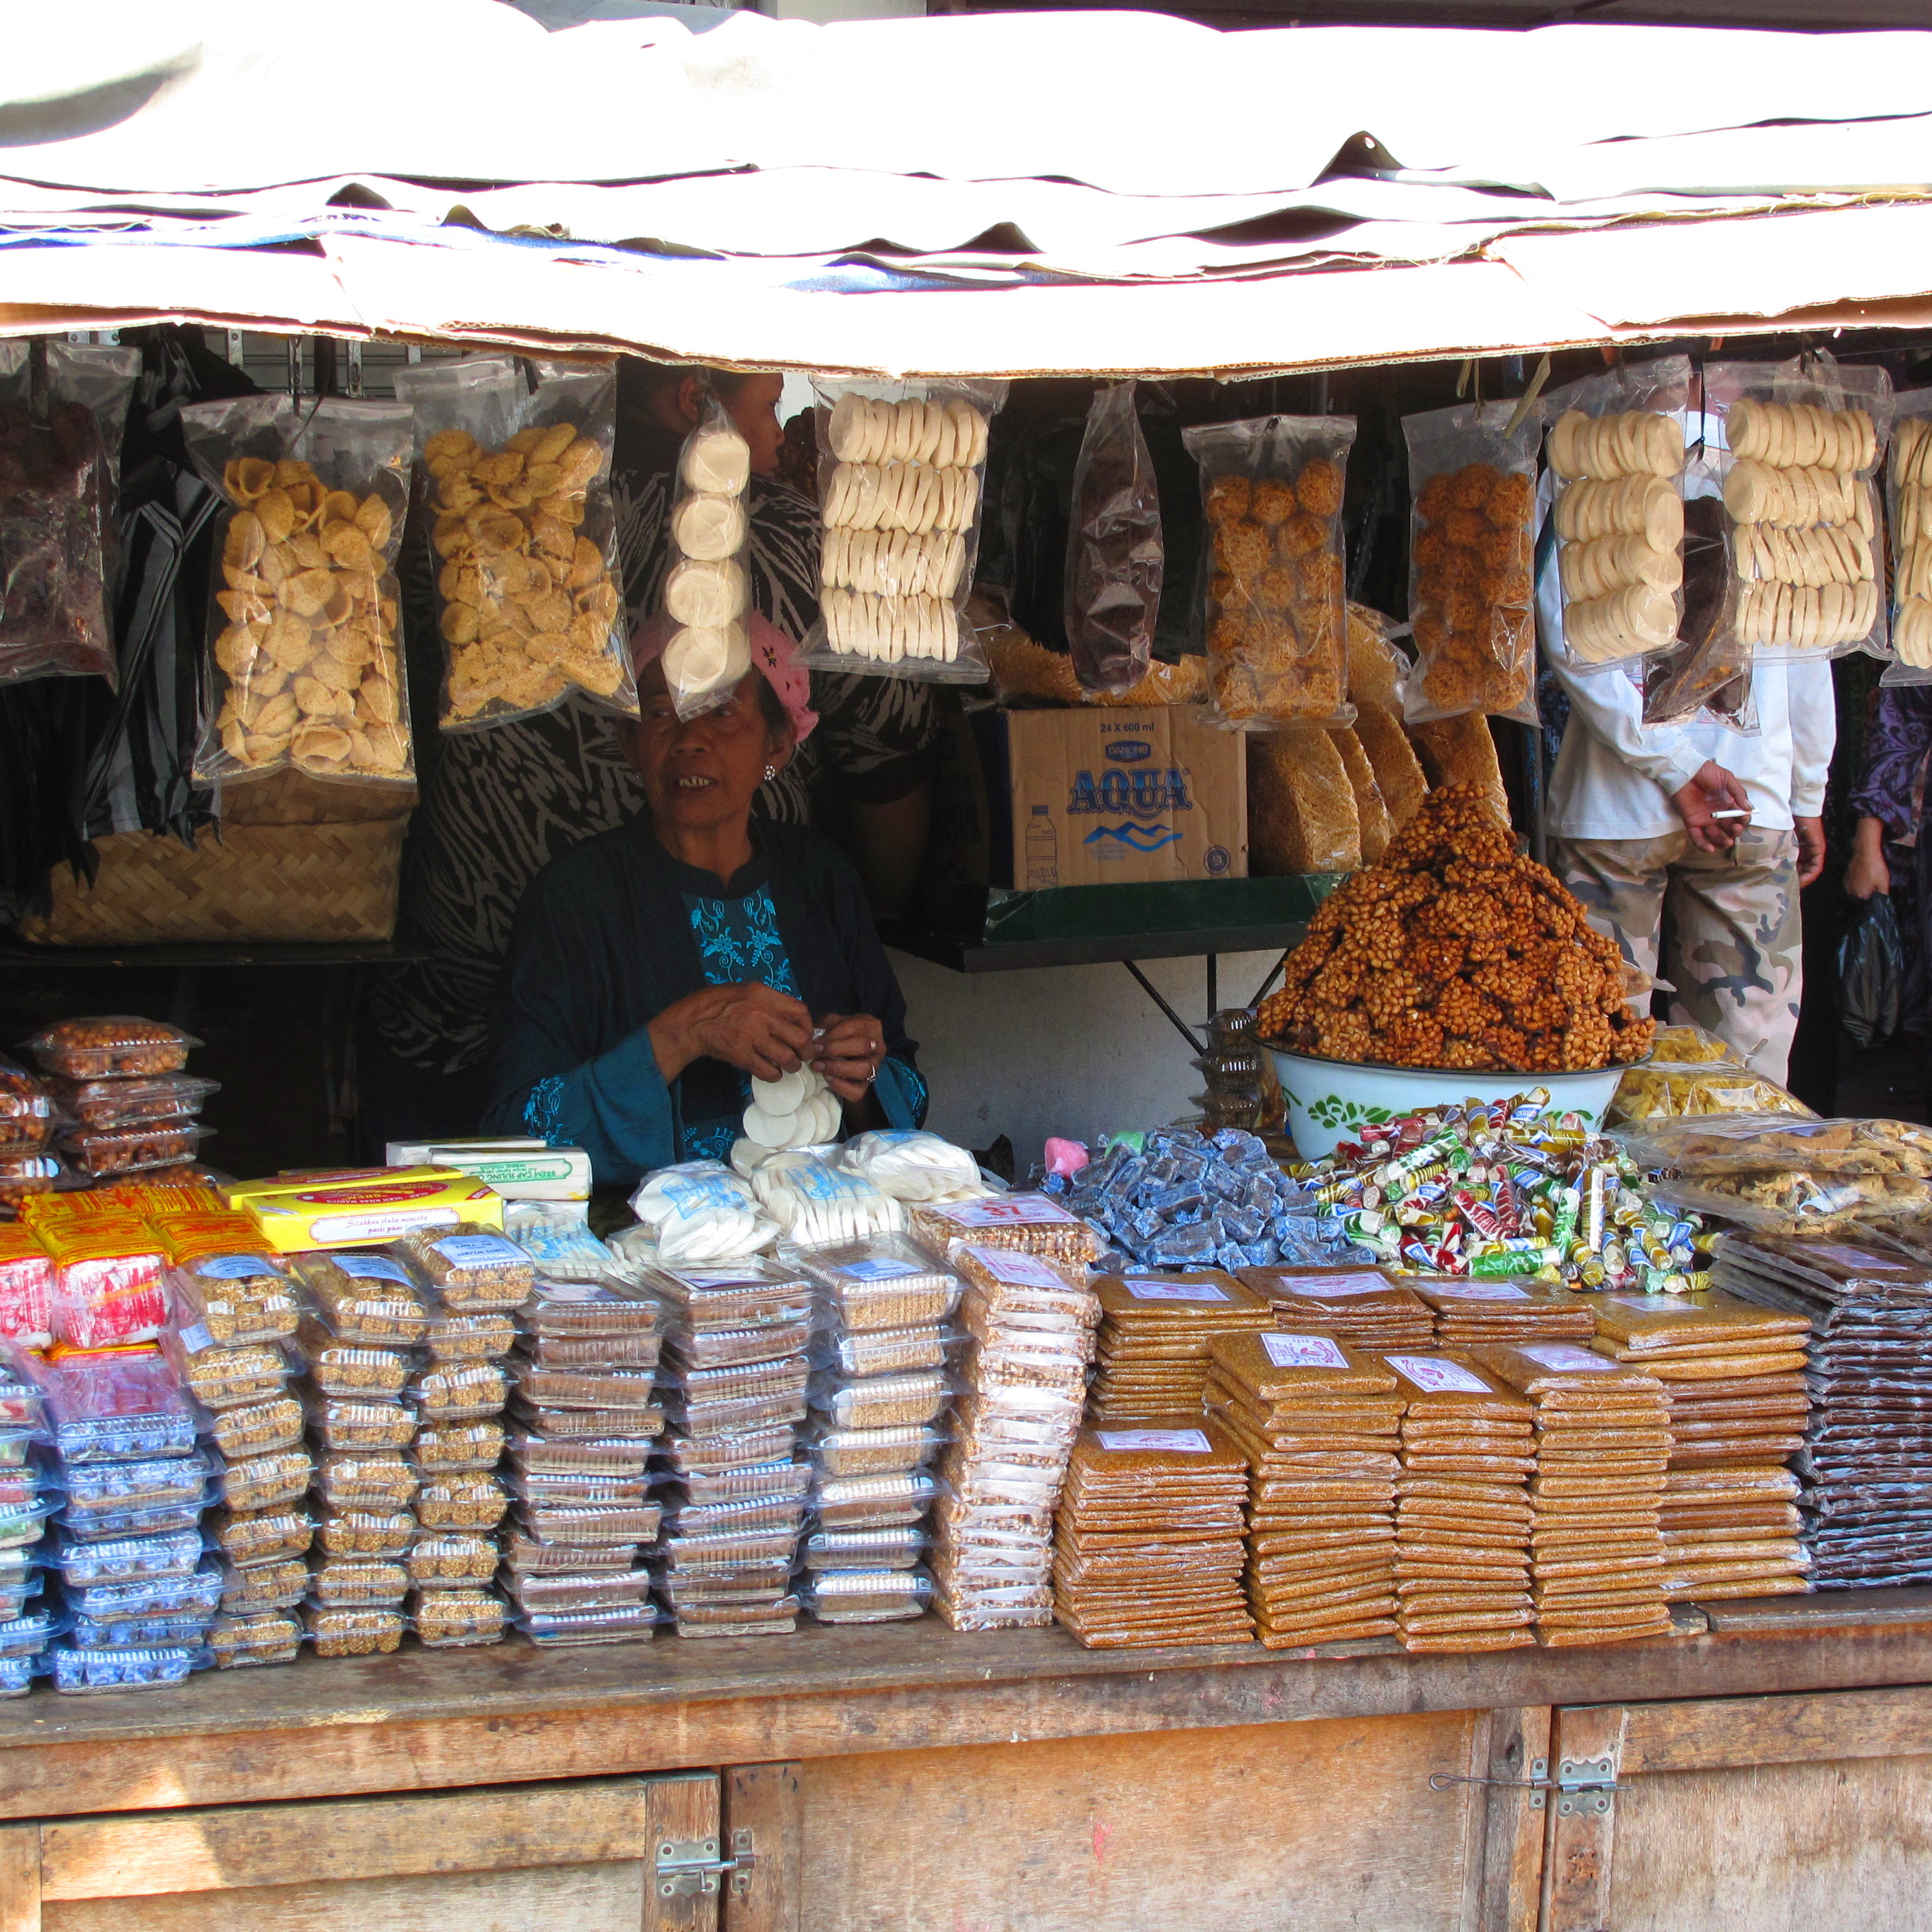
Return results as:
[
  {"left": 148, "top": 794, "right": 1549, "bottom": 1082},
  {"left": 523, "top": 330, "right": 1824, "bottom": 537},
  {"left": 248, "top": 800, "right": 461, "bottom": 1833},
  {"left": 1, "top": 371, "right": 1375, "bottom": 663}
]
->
[
  {"left": 182, "top": 395, "right": 413, "bottom": 787},
  {"left": 393, "top": 355, "right": 638, "bottom": 731},
  {"left": 1182, "top": 413, "right": 1356, "bottom": 731}
]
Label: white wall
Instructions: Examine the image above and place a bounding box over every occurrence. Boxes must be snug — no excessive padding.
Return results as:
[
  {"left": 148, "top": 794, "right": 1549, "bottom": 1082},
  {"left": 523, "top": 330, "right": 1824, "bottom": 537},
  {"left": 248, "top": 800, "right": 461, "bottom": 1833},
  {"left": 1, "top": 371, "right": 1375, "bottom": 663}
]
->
[{"left": 890, "top": 947, "right": 1282, "bottom": 1171}]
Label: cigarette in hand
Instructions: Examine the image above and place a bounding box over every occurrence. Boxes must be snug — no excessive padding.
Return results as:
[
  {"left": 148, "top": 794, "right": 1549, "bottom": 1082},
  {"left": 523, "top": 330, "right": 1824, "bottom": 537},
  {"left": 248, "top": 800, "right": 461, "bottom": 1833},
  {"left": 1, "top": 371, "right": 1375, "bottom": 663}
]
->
[{"left": 1707, "top": 809, "right": 1750, "bottom": 820}]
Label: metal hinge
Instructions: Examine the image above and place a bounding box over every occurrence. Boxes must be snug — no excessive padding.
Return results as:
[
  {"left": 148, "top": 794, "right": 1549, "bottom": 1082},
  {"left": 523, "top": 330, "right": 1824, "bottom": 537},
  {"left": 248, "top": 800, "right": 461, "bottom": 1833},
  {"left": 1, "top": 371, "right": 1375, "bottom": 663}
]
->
[
  {"left": 1431, "top": 1753, "right": 1620, "bottom": 1813},
  {"left": 656, "top": 1828, "right": 757, "bottom": 1899}
]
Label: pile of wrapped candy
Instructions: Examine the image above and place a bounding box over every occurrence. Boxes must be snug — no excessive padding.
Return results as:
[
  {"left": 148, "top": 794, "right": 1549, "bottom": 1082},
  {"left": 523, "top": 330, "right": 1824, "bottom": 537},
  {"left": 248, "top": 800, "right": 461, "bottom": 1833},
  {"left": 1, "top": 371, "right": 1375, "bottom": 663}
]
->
[
  {"left": 1289, "top": 1094, "right": 1702, "bottom": 1294},
  {"left": 1045, "top": 1128, "right": 1361, "bottom": 1274}
]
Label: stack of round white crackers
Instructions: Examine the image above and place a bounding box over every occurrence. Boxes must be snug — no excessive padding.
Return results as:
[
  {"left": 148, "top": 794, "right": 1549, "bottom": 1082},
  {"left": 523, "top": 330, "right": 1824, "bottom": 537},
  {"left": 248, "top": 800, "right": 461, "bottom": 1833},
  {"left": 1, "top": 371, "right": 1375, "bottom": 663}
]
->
[
  {"left": 1548, "top": 408, "right": 1685, "bottom": 665},
  {"left": 663, "top": 424, "right": 753, "bottom": 707},
  {"left": 1891, "top": 415, "right": 1932, "bottom": 669},
  {"left": 1723, "top": 399, "right": 1881, "bottom": 652},
  {"left": 820, "top": 395, "right": 990, "bottom": 665}
]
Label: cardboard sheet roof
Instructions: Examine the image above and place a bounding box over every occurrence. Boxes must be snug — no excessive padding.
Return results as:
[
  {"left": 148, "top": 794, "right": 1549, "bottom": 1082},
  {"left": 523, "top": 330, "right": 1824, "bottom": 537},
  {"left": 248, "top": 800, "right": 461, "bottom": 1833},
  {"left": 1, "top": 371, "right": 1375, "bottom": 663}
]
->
[{"left": 4, "top": 3, "right": 1932, "bottom": 374}]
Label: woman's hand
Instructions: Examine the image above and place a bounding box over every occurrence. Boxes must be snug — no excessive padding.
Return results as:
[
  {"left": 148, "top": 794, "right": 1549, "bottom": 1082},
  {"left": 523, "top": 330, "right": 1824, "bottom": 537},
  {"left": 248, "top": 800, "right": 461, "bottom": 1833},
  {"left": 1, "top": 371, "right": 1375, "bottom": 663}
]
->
[
  {"left": 649, "top": 983, "right": 814, "bottom": 1084},
  {"left": 1846, "top": 816, "right": 1891, "bottom": 899},
  {"left": 812, "top": 1011, "right": 887, "bottom": 1105}
]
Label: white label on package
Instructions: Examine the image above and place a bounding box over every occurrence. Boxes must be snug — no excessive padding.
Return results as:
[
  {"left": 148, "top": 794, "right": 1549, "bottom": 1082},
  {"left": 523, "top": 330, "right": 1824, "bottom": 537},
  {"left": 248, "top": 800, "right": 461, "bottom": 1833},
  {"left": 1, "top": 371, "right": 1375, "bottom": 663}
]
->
[
  {"left": 1125, "top": 1281, "right": 1230, "bottom": 1303},
  {"left": 1518, "top": 1342, "right": 1618, "bottom": 1373},
  {"left": 1277, "top": 1274, "right": 1392, "bottom": 1300},
  {"left": 1424, "top": 1282, "right": 1532, "bottom": 1302},
  {"left": 946, "top": 1195, "right": 1071, "bottom": 1228},
  {"left": 1385, "top": 1355, "right": 1491, "bottom": 1395},
  {"left": 1096, "top": 1429, "right": 1212, "bottom": 1453},
  {"left": 972, "top": 1248, "right": 1066, "bottom": 1290},
  {"left": 194, "top": 1256, "right": 281, "bottom": 1281},
  {"left": 312, "top": 1208, "right": 460, "bottom": 1245},
  {"left": 838, "top": 1258, "right": 923, "bottom": 1282},
  {"left": 176, "top": 1322, "right": 214, "bottom": 1355},
  {"left": 678, "top": 1267, "right": 769, "bottom": 1288},
  {"left": 431, "top": 1234, "right": 524, "bottom": 1267},
  {"left": 1261, "top": 1333, "right": 1348, "bottom": 1370},
  {"left": 333, "top": 1254, "right": 413, "bottom": 1285}
]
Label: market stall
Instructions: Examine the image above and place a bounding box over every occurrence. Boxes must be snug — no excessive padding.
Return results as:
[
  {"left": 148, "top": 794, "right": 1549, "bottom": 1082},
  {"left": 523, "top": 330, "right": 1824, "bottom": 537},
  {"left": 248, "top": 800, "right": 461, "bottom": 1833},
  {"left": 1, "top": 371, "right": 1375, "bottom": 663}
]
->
[{"left": 10, "top": 9, "right": 1932, "bottom": 1931}]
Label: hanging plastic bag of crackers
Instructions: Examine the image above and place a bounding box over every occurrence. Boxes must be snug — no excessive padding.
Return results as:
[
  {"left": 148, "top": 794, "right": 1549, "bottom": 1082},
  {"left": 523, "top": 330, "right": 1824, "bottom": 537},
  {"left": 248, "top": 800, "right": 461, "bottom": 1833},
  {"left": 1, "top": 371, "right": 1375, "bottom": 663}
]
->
[
  {"left": 1401, "top": 398, "right": 1538, "bottom": 728},
  {"left": 1706, "top": 350, "right": 1892, "bottom": 667},
  {"left": 392, "top": 355, "right": 638, "bottom": 731},
  {"left": 1541, "top": 355, "right": 1690, "bottom": 676},
  {"left": 0, "top": 338, "right": 141, "bottom": 689},
  {"left": 1885, "top": 385, "right": 1932, "bottom": 687},
  {"left": 181, "top": 394, "right": 414, "bottom": 787},
  {"left": 801, "top": 377, "right": 1008, "bottom": 683},
  {"left": 661, "top": 389, "right": 753, "bottom": 720},
  {"left": 1065, "top": 381, "right": 1163, "bottom": 698},
  {"left": 1181, "top": 413, "right": 1357, "bottom": 731}
]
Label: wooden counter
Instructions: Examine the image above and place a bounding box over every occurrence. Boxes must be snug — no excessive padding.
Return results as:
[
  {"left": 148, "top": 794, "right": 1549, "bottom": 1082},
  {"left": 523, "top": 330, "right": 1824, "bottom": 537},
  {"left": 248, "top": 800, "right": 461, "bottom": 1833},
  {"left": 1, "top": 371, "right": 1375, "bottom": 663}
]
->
[{"left": 2, "top": 1589, "right": 1929, "bottom": 1931}]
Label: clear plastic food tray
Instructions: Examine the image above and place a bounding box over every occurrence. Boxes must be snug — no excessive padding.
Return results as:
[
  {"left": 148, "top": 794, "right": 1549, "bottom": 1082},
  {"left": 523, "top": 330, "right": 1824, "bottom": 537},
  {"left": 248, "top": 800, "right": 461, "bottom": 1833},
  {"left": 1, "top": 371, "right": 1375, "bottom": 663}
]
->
[
  {"left": 52, "top": 1642, "right": 209, "bottom": 1694},
  {"left": 801, "top": 1568, "right": 933, "bottom": 1622},
  {"left": 316, "top": 1451, "right": 417, "bottom": 1510},
  {"left": 314, "top": 1507, "right": 413, "bottom": 1558},
  {"left": 513, "top": 1363, "right": 660, "bottom": 1410},
  {"left": 507, "top": 1568, "right": 653, "bottom": 1611},
  {"left": 798, "top": 1236, "right": 963, "bottom": 1331},
  {"left": 521, "top": 1277, "right": 663, "bottom": 1339},
  {"left": 677, "top": 1458, "right": 811, "bottom": 1507},
  {"left": 209, "top": 1609, "right": 302, "bottom": 1668},
  {"left": 655, "top": 1424, "right": 796, "bottom": 1478},
  {"left": 412, "top": 1419, "right": 505, "bottom": 1472},
  {"left": 507, "top": 1432, "right": 655, "bottom": 1480},
  {"left": 415, "top": 1473, "right": 509, "bottom": 1532},
  {"left": 70, "top": 1609, "right": 211, "bottom": 1650},
  {"left": 52, "top": 1526, "right": 204, "bottom": 1585},
  {"left": 523, "top": 1329, "right": 662, "bottom": 1369},
  {"left": 503, "top": 1532, "right": 644, "bottom": 1575},
  {"left": 408, "top": 1361, "right": 510, "bottom": 1420},
  {"left": 213, "top": 1445, "right": 313, "bottom": 1513},
  {"left": 424, "top": 1311, "right": 518, "bottom": 1363},
  {"left": 60, "top": 1493, "right": 201, "bottom": 1543},
  {"left": 410, "top": 1586, "right": 508, "bottom": 1648},
  {"left": 307, "top": 1557, "right": 409, "bottom": 1607},
  {"left": 665, "top": 1319, "right": 812, "bottom": 1371},
  {"left": 305, "top": 1396, "right": 417, "bottom": 1453},
  {"left": 665, "top": 1495, "right": 804, "bottom": 1537},
  {"left": 216, "top": 1556, "right": 308, "bottom": 1613},
  {"left": 61, "top": 1451, "right": 210, "bottom": 1511},
  {"left": 519, "top": 1602, "right": 659, "bottom": 1646},
  {"left": 71, "top": 1561, "right": 224, "bottom": 1622},
  {"left": 802, "top": 1525, "right": 930, "bottom": 1570},
  {"left": 809, "top": 1423, "right": 945, "bottom": 1478},
  {"left": 514, "top": 1500, "right": 661, "bottom": 1545}
]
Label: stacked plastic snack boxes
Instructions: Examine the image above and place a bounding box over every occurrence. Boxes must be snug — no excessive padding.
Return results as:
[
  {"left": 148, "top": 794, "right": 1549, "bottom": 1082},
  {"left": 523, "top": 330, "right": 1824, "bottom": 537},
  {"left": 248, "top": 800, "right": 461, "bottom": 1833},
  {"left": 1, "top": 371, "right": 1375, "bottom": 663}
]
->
[
  {"left": 503, "top": 1273, "right": 665, "bottom": 1647},
  {"left": 161, "top": 1218, "right": 314, "bottom": 1670},
  {"left": 292, "top": 1225, "right": 524, "bottom": 1659},
  {"left": 21, "top": 1018, "right": 217, "bottom": 1192},
  {"left": 0, "top": 1054, "right": 59, "bottom": 1222},
  {"left": 792, "top": 1236, "right": 963, "bottom": 1625},
  {"left": 0, "top": 1350, "right": 54, "bottom": 1693},
  {"left": 908, "top": 1195, "right": 1105, "bottom": 1631},
  {"left": 35, "top": 1344, "right": 217, "bottom": 1694},
  {"left": 648, "top": 1256, "right": 818, "bottom": 1637}
]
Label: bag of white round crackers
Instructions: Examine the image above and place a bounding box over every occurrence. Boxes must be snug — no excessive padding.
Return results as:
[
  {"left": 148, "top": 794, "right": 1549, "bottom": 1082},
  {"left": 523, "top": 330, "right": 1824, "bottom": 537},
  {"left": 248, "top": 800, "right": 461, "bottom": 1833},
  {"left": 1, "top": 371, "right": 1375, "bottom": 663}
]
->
[
  {"left": 1182, "top": 413, "right": 1355, "bottom": 730},
  {"left": 1884, "top": 386, "right": 1932, "bottom": 687},
  {"left": 1707, "top": 351, "right": 1892, "bottom": 664},
  {"left": 1401, "top": 398, "right": 1539, "bottom": 728},
  {"left": 802, "top": 377, "right": 1007, "bottom": 683},
  {"left": 181, "top": 395, "right": 414, "bottom": 788},
  {"left": 1541, "top": 355, "right": 1690, "bottom": 675},
  {"left": 661, "top": 390, "right": 753, "bottom": 720},
  {"left": 391, "top": 355, "right": 638, "bottom": 731}
]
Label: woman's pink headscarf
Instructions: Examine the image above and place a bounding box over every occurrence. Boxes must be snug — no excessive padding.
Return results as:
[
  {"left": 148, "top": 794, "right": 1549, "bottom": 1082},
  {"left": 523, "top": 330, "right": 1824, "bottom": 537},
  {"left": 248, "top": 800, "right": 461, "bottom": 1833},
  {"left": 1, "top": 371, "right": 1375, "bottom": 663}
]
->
[{"left": 631, "top": 611, "right": 818, "bottom": 743}]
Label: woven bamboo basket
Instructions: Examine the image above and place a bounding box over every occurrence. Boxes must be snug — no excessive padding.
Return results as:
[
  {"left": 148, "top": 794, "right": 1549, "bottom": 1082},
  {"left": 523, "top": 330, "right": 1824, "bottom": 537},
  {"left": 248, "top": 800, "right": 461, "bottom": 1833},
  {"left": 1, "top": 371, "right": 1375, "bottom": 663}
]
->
[{"left": 17, "top": 822, "right": 406, "bottom": 946}]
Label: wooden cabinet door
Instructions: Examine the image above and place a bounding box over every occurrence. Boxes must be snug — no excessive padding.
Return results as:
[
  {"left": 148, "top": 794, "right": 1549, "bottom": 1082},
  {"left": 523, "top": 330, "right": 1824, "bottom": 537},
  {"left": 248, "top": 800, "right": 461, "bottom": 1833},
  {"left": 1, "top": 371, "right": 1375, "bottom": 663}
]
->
[
  {"left": 1542, "top": 1685, "right": 1932, "bottom": 1932},
  {"left": 0, "top": 1770, "right": 720, "bottom": 1932}
]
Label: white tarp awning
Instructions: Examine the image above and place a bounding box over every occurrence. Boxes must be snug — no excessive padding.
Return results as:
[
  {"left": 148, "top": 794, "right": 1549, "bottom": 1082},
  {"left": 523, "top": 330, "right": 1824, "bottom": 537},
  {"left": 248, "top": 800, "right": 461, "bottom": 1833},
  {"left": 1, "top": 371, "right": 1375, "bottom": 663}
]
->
[{"left": 5, "top": 4, "right": 1932, "bottom": 374}]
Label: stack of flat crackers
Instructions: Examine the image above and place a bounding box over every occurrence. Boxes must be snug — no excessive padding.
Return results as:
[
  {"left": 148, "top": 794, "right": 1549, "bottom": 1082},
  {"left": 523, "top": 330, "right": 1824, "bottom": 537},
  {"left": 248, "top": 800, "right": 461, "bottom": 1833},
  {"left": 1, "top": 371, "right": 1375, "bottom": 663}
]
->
[
  {"left": 1381, "top": 1353, "right": 1536, "bottom": 1653},
  {"left": 1238, "top": 1266, "right": 1435, "bottom": 1351},
  {"left": 1473, "top": 1342, "right": 1674, "bottom": 1647},
  {"left": 1207, "top": 1329, "right": 1403, "bottom": 1649},
  {"left": 1087, "top": 1272, "right": 1276, "bottom": 1423},
  {"left": 1411, "top": 1279, "right": 1597, "bottom": 1349},
  {"left": 1589, "top": 1291, "right": 1811, "bottom": 1602},
  {"left": 1051, "top": 1420, "right": 1254, "bottom": 1649}
]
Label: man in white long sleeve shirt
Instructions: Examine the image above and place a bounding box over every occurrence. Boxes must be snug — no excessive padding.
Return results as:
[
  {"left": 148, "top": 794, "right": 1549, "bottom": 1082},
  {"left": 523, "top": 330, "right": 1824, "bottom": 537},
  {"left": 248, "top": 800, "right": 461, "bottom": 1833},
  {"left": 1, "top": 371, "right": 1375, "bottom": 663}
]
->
[{"left": 1545, "top": 652, "right": 1834, "bottom": 1080}]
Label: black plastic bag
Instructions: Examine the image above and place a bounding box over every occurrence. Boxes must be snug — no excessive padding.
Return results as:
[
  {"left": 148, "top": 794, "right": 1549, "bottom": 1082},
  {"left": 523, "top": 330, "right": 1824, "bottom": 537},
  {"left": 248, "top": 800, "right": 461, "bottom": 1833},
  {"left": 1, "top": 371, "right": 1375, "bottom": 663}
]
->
[
  {"left": 1840, "top": 892, "right": 1905, "bottom": 1049},
  {"left": 1064, "top": 381, "right": 1162, "bottom": 695}
]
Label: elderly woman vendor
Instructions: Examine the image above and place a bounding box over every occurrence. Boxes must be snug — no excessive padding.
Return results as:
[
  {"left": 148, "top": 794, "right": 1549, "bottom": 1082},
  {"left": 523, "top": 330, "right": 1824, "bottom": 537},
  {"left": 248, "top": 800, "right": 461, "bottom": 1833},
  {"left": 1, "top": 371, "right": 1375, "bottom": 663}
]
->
[{"left": 483, "top": 616, "right": 927, "bottom": 1185}]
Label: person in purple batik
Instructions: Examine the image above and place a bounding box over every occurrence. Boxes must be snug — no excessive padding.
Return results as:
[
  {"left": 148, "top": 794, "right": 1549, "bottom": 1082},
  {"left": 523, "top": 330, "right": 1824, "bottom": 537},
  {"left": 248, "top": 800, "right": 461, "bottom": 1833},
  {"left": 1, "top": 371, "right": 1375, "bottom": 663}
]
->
[{"left": 1846, "top": 684, "right": 1932, "bottom": 1050}]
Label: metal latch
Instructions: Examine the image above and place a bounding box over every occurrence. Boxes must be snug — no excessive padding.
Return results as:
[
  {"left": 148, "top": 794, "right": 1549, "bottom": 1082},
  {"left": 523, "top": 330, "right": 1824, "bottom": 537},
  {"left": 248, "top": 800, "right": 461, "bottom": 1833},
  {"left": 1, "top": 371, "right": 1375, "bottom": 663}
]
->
[
  {"left": 1430, "top": 1753, "right": 1620, "bottom": 1813},
  {"left": 656, "top": 1828, "right": 757, "bottom": 1899}
]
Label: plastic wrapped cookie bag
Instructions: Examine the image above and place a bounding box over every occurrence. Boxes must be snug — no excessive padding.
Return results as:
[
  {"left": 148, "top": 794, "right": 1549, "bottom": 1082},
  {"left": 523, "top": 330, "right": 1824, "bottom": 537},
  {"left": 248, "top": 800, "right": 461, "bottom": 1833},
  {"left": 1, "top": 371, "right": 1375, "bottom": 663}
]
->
[
  {"left": 0, "top": 338, "right": 140, "bottom": 687},
  {"left": 1183, "top": 413, "right": 1356, "bottom": 730},
  {"left": 836, "top": 1130, "right": 984, "bottom": 1204},
  {"left": 392, "top": 354, "right": 638, "bottom": 730},
  {"left": 1707, "top": 352, "right": 1892, "bottom": 664},
  {"left": 662, "top": 390, "right": 753, "bottom": 719},
  {"left": 1542, "top": 355, "right": 1690, "bottom": 673},
  {"left": 1066, "top": 382, "right": 1164, "bottom": 697},
  {"left": 621, "top": 1161, "right": 778, "bottom": 1267},
  {"left": 179, "top": 393, "right": 414, "bottom": 787},
  {"left": 1402, "top": 398, "right": 1539, "bottom": 726},
  {"left": 750, "top": 1151, "right": 905, "bottom": 1248},
  {"left": 803, "top": 377, "right": 1007, "bottom": 682},
  {"left": 1884, "top": 387, "right": 1932, "bottom": 685}
]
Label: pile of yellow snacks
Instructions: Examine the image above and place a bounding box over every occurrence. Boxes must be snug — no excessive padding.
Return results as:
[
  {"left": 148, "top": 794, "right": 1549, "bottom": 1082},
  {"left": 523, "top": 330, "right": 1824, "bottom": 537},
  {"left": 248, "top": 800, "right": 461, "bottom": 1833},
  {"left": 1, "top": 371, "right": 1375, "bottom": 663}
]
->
[{"left": 1607, "top": 1025, "right": 1815, "bottom": 1126}]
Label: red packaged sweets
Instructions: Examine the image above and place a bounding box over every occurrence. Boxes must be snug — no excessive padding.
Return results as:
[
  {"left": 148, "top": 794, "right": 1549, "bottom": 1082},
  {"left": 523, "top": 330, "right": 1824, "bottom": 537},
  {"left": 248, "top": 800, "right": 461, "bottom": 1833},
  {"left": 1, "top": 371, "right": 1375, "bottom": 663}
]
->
[
  {"left": 0, "top": 1228, "right": 52, "bottom": 1351},
  {"left": 38, "top": 1215, "right": 169, "bottom": 1348}
]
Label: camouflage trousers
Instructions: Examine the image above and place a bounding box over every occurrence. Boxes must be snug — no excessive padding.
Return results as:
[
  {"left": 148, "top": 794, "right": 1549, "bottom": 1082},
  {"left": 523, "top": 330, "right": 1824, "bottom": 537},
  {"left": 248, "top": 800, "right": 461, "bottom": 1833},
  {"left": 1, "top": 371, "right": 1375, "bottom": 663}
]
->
[{"left": 1552, "top": 828, "right": 1801, "bottom": 1082}]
